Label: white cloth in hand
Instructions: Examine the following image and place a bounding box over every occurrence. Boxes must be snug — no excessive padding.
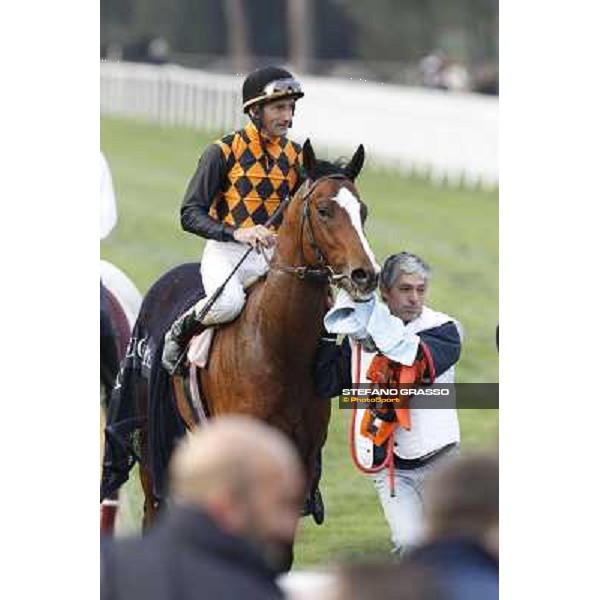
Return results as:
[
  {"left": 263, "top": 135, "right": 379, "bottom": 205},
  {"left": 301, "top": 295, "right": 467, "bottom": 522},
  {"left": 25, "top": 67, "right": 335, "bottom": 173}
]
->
[{"left": 324, "top": 289, "right": 420, "bottom": 365}]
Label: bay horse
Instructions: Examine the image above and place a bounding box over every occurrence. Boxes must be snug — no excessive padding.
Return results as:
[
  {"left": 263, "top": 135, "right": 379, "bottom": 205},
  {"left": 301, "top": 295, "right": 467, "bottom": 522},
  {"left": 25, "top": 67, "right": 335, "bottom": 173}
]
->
[{"left": 103, "top": 140, "right": 379, "bottom": 566}]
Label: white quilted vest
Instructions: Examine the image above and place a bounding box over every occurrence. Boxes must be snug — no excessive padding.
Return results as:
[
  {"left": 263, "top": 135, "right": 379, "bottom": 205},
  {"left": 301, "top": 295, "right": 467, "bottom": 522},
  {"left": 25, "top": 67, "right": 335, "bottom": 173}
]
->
[{"left": 352, "top": 306, "right": 461, "bottom": 465}]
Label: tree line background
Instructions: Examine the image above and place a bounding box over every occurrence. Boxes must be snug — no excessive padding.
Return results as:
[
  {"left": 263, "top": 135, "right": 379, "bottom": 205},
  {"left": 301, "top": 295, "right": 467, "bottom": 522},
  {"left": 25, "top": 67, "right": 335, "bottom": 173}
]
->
[{"left": 101, "top": 0, "right": 497, "bottom": 91}]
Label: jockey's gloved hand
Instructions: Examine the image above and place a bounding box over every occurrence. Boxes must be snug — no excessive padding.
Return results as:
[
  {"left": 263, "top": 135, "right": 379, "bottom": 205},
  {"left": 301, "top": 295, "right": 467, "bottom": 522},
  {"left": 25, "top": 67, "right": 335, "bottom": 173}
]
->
[{"left": 233, "top": 225, "right": 276, "bottom": 249}]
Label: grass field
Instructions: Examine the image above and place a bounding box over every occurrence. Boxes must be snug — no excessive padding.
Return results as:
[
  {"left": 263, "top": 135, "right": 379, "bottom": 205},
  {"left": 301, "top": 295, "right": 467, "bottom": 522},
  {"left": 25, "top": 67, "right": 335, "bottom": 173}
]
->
[{"left": 101, "top": 116, "right": 498, "bottom": 566}]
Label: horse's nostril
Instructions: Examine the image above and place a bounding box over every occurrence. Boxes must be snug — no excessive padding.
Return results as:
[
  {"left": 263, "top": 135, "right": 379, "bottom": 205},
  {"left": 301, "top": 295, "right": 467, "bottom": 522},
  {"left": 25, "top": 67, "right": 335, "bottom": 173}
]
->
[
  {"left": 351, "top": 268, "right": 368, "bottom": 284},
  {"left": 350, "top": 268, "right": 378, "bottom": 293}
]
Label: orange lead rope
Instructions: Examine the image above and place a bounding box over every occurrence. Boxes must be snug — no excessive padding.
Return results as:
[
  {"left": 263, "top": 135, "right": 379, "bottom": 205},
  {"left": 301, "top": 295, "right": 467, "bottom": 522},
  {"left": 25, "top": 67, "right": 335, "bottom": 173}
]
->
[
  {"left": 348, "top": 342, "right": 397, "bottom": 496},
  {"left": 347, "top": 341, "right": 434, "bottom": 496}
]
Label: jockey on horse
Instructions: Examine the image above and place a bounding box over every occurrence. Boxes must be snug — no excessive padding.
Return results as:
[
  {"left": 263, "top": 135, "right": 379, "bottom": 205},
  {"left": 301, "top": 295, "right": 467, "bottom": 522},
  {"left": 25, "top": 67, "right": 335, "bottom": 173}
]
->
[{"left": 162, "top": 66, "right": 307, "bottom": 373}]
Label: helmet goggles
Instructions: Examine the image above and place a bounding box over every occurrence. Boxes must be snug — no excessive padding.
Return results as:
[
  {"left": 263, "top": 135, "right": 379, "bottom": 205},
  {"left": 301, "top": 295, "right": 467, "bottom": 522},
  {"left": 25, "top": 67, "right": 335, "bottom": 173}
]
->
[
  {"left": 263, "top": 78, "right": 302, "bottom": 96},
  {"left": 243, "top": 77, "right": 304, "bottom": 111}
]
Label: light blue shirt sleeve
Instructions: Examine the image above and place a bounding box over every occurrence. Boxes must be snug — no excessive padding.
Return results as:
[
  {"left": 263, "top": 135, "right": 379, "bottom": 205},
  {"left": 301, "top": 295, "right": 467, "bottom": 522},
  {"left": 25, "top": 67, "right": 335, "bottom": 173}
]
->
[
  {"left": 323, "top": 290, "right": 374, "bottom": 339},
  {"left": 324, "top": 291, "right": 420, "bottom": 365}
]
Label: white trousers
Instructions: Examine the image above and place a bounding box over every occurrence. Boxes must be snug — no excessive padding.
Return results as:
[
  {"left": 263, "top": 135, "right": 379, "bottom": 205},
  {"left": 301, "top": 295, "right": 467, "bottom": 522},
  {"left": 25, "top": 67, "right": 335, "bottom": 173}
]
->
[
  {"left": 193, "top": 240, "right": 272, "bottom": 325},
  {"left": 371, "top": 445, "right": 460, "bottom": 554}
]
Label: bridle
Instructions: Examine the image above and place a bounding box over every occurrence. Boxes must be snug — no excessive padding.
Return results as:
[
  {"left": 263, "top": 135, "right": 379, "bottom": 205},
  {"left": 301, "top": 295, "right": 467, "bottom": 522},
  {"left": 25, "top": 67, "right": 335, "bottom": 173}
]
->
[{"left": 270, "top": 174, "right": 353, "bottom": 285}]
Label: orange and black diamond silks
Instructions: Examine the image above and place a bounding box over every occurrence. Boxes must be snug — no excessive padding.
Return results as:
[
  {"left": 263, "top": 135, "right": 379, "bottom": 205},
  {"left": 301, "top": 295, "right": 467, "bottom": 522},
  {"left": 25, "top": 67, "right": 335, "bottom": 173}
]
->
[{"left": 209, "top": 122, "right": 303, "bottom": 229}]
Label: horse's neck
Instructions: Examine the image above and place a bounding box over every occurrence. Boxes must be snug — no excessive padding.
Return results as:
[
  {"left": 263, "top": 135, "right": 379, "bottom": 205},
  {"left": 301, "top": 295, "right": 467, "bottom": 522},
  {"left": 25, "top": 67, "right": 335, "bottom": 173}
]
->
[
  {"left": 257, "top": 275, "right": 327, "bottom": 360},
  {"left": 261, "top": 269, "right": 327, "bottom": 321},
  {"left": 256, "top": 219, "right": 327, "bottom": 351}
]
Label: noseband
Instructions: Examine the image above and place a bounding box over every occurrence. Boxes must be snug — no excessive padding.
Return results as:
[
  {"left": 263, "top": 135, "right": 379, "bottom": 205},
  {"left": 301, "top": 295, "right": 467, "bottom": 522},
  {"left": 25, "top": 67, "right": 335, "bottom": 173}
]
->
[{"left": 271, "top": 174, "right": 352, "bottom": 284}]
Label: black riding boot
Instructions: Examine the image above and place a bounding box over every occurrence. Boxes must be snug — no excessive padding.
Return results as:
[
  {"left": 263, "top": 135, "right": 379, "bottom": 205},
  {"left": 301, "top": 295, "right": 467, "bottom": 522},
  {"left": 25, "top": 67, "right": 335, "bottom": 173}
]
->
[{"left": 161, "top": 310, "right": 204, "bottom": 375}]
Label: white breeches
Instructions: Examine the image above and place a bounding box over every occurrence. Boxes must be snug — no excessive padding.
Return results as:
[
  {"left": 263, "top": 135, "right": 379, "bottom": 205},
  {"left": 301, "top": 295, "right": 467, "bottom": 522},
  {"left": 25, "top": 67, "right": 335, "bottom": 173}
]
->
[{"left": 193, "top": 240, "right": 272, "bottom": 326}]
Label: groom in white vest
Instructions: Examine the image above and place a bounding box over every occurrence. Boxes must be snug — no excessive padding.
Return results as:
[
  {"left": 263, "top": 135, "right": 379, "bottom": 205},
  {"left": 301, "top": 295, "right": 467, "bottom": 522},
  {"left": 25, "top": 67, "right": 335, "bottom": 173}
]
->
[{"left": 324, "top": 251, "right": 463, "bottom": 555}]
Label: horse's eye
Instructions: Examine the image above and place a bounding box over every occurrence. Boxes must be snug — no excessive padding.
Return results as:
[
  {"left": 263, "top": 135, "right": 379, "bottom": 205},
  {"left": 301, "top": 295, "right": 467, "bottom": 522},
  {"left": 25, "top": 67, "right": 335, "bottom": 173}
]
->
[{"left": 317, "top": 204, "right": 332, "bottom": 218}]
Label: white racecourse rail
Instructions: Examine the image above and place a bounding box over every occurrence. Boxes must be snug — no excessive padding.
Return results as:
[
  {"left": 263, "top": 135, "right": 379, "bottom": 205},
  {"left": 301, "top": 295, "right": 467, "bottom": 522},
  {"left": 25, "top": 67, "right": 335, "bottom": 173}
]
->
[{"left": 101, "top": 61, "right": 498, "bottom": 189}]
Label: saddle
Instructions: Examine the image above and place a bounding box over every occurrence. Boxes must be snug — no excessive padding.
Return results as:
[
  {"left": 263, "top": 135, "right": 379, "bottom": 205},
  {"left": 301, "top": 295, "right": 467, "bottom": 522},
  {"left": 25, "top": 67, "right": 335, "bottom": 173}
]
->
[
  {"left": 187, "top": 328, "right": 215, "bottom": 369},
  {"left": 185, "top": 272, "right": 267, "bottom": 369}
]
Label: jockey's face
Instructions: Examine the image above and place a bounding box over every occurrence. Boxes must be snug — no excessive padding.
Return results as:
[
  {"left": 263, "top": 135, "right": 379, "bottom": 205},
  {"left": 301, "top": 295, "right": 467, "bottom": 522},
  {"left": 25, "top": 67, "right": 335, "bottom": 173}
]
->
[
  {"left": 258, "top": 98, "right": 296, "bottom": 138},
  {"left": 382, "top": 271, "right": 428, "bottom": 324}
]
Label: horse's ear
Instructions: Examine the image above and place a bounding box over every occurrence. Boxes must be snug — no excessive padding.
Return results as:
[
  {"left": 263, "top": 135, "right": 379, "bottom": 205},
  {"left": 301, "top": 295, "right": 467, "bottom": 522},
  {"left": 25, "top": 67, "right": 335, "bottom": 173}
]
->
[
  {"left": 302, "top": 138, "right": 317, "bottom": 180},
  {"left": 345, "top": 144, "right": 365, "bottom": 181}
]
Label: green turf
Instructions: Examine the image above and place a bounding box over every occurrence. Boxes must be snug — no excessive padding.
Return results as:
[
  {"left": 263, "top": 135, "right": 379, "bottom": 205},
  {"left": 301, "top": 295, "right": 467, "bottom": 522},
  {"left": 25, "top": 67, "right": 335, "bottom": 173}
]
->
[{"left": 101, "top": 116, "right": 498, "bottom": 566}]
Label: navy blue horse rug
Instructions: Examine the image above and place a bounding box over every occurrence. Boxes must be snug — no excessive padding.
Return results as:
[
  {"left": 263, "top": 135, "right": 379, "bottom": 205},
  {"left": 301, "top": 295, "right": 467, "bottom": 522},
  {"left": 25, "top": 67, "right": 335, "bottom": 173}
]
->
[{"left": 100, "top": 262, "right": 204, "bottom": 502}]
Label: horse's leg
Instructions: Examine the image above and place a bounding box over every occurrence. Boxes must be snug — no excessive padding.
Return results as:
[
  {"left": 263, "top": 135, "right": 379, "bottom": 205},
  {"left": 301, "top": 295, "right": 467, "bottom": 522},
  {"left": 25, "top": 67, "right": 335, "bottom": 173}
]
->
[
  {"left": 139, "top": 469, "right": 159, "bottom": 531},
  {"left": 308, "top": 449, "right": 325, "bottom": 523},
  {"left": 100, "top": 494, "right": 120, "bottom": 534},
  {"left": 299, "top": 452, "right": 323, "bottom": 520},
  {"left": 298, "top": 401, "right": 330, "bottom": 524},
  {"left": 139, "top": 426, "right": 160, "bottom": 531}
]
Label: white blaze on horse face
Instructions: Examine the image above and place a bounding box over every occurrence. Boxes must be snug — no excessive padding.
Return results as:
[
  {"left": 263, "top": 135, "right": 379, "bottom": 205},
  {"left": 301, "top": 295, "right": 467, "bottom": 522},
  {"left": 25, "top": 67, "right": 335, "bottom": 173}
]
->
[{"left": 334, "top": 187, "right": 380, "bottom": 272}]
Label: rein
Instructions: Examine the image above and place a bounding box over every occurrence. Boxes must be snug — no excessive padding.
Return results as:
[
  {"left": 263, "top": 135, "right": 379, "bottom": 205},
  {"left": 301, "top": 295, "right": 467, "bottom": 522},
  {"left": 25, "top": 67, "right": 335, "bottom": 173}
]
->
[{"left": 270, "top": 174, "right": 351, "bottom": 284}]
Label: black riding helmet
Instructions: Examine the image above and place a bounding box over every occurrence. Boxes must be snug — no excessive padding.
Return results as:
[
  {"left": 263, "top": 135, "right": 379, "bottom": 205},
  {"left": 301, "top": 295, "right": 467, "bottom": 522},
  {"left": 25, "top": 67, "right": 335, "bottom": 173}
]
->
[{"left": 242, "top": 66, "right": 304, "bottom": 113}]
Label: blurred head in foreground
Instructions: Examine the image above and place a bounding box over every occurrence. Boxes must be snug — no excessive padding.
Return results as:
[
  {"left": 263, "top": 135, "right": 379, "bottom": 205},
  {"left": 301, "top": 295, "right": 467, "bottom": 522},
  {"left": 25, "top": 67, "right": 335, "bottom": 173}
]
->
[
  {"left": 423, "top": 452, "right": 499, "bottom": 558},
  {"left": 330, "top": 562, "right": 443, "bottom": 600},
  {"left": 169, "top": 415, "right": 305, "bottom": 569}
]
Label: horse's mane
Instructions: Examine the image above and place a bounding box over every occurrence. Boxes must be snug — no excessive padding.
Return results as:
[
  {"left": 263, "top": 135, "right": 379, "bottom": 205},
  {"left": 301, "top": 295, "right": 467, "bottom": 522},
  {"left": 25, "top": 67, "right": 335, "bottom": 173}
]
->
[{"left": 313, "top": 158, "right": 349, "bottom": 179}]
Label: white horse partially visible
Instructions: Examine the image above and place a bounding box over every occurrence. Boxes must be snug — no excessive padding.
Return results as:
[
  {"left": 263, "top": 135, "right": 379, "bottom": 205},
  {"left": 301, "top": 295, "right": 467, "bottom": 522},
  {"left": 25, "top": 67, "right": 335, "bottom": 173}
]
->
[{"left": 100, "top": 259, "right": 142, "bottom": 331}]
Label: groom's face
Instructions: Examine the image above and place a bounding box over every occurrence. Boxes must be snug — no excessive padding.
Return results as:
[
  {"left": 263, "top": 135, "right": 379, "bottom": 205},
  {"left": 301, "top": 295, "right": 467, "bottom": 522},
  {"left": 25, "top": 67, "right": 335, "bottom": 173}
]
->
[{"left": 381, "top": 272, "right": 428, "bottom": 324}]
